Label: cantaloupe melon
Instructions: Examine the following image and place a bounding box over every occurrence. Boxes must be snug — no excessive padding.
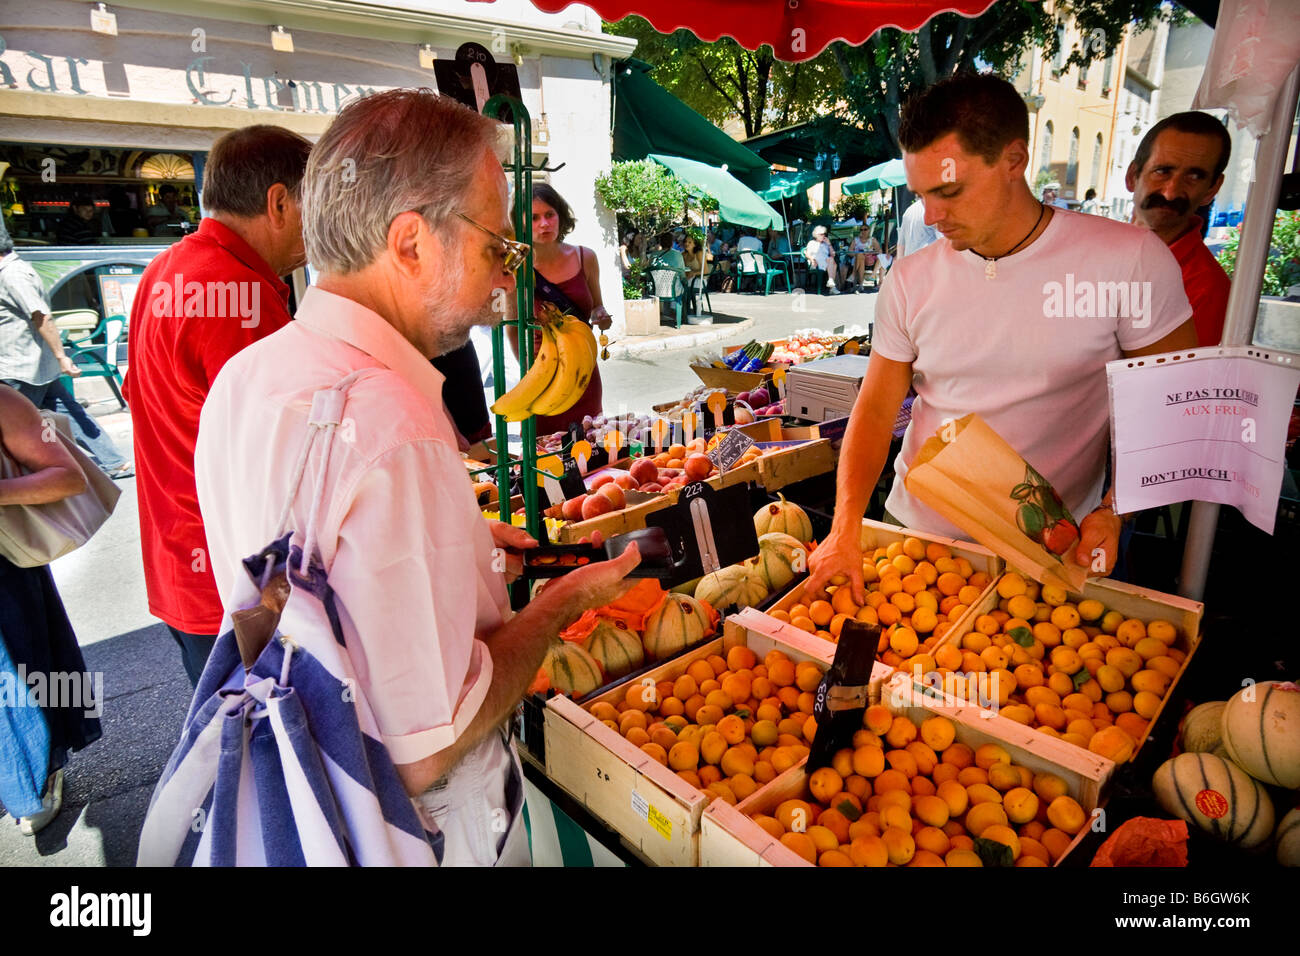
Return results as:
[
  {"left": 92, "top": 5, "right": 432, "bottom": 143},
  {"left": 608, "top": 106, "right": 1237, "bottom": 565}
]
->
[
  {"left": 1152, "top": 752, "right": 1275, "bottom": 850},
  {"left": 751, "top": 532, "right": 809, "bottom": 592},
  {"left": 542, "top": 640, "right": 603, "bottom": 698},
  {"left": 694, "top": 563, "right": 768, "bottom": 612},
  {"left": 583, "top": 621, "right": 644, "bottom": 681},
  {"left": 1277, "top": 806, "right": 1300, "bottom": 867},
  {"left": 1179, "top": 700, "right": 1226, "bottom": 754},
  {"left": 753, "top": 494, "right": 814, "bottom": 544},
  {"left": 1220, "top": 681, "right": 1300, "bottom": 789},
  {"left": 643, "top": 593, "right": 710, "bottom": 660}
]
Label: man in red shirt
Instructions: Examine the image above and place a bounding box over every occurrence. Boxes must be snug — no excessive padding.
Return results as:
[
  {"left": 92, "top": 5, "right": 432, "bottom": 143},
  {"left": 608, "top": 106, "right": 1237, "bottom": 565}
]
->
[
  {"left": 124, "top": 125, "right": 311, "bottom": 684},
  {"left": 1126, "top": 111, "right": 1233, "bottom": 346}
]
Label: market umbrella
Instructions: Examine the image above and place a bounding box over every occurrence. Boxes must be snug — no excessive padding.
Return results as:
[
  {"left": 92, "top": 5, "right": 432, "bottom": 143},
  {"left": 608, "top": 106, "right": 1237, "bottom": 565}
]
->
[
  {"left": 648, "top": 153, "right": 784, "bottom": 230},
  {"left": 840, "top": 158, "right": 908, "bottom": 195},
  {"left": 504, "top": 0, "right": 1000, "bottom": 61},
  {"left": 758, "top": 169, "right": 827, "bottom": 202}
]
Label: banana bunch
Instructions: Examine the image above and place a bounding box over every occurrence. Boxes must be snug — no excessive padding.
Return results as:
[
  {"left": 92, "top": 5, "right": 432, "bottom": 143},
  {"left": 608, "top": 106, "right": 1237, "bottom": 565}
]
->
[{"left": 491, "top": 306, "right": 599, "bottom": 422}]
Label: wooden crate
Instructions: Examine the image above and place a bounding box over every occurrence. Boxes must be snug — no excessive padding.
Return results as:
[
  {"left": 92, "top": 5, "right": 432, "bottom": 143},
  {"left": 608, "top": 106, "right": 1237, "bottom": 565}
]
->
[
  {"left": 924, "top": 572, "right": 1203, "bottom": 765},
  {"left": 758, "top": 519, "right": 1003, "bottom": 656},
  {"left": 699, "top": 664, "right": 1110, "bottom": 866},
  {"left": 557, "top": 440, "right": 835, "bottom": 543},
  {"left": 542, "top": 616, "right": 834, "bottom": 866}
]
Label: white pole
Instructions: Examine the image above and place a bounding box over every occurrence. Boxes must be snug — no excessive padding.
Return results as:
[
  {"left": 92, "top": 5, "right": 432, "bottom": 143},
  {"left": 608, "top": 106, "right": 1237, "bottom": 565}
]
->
[{"left": 1178, "top": 63, "right": 1300, "bottom": 601}]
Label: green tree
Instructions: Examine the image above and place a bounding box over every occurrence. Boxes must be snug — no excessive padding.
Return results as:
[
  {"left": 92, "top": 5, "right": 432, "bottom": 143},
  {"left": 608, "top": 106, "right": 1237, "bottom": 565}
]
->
[
  {"left": 594, "top": 159, "right": 692, "bottom": 240},
  {"left": 1217, "top": 211, "right": 1300, "bottom": 297},
  {"left": 605, "top": 17, "right": 842, "bottom": 136}
]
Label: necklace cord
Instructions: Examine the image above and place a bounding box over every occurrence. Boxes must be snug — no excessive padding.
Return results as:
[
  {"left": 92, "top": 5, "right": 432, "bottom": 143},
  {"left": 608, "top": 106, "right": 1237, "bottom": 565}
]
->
[{"left": 974, "top": 202, "right": 1047, "bottom": 262}]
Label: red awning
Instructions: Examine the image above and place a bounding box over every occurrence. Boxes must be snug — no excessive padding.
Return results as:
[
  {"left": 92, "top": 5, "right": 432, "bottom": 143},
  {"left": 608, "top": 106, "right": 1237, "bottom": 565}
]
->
[{"left": 477, "top": 0, "right": 1000, "bottom": 61}]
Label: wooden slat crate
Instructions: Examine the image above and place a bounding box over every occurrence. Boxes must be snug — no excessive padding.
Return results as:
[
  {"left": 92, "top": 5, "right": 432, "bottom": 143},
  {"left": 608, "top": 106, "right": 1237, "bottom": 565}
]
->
[
  {"left": 922, "top": 572, "right": 1203, "bottom": 765},
  {"left": 700, "top": 664, "right": 1110, "bottom": 866},
  {"left": 542, "top": 615, "right": 835, "bottom": 866}
]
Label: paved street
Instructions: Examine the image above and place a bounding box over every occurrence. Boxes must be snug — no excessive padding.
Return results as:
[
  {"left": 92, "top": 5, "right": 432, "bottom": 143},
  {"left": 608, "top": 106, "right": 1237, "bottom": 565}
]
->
[{"left": 0, "top": 290, "right": 878, "bottom": 865}]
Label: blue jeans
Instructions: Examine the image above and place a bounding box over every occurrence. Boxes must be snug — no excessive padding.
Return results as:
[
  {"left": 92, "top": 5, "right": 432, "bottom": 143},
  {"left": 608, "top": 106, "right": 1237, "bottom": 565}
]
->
[{"left": 3, "top": 378, "right": 129, "bottom": 471}]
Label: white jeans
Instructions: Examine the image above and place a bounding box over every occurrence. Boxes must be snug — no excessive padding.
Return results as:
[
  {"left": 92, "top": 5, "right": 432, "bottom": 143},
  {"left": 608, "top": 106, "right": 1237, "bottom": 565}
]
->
[{"left": 411, "top": 729, "right": 530, "bottom": 866}]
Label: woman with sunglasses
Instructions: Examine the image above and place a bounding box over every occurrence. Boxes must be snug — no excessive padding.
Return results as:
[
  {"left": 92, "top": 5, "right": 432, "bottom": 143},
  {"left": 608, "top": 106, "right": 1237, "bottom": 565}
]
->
[{"left": 510, "top": 183, "right": 611, "bottom": 435}]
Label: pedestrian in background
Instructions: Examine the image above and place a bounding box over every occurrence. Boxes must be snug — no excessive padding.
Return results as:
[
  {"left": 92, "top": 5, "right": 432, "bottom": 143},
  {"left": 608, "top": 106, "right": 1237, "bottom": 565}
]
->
[
  {"left": 0, "top": 384, "right": 102, "bottom": 836},
  {"left": 124, "top": 124, "right": 311, "bottom": 686}
]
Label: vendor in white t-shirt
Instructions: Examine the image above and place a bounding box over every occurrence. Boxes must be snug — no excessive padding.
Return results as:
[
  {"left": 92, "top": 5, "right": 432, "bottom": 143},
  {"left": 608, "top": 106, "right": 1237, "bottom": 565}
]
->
[{"left": 806, "top": 73, "right": 1196, "bottom": 602}]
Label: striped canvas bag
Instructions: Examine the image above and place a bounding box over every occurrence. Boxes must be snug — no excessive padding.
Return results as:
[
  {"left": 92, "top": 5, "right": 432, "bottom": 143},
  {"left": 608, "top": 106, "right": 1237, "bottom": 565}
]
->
[{"left": 137, "top": 378, "right": 442, "bottom": 866}]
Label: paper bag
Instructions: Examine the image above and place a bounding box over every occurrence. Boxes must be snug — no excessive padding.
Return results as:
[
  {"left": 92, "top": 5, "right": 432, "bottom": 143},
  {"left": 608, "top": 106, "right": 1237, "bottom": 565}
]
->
[{"left": 903, "top": 414, "right": 1088, "bottom": 593}]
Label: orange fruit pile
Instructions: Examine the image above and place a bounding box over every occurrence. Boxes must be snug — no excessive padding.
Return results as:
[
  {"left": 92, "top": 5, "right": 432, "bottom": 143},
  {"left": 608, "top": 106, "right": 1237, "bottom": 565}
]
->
[
  {"left": 769, "top": 537, "right": 990, "bottom": 654},
  {"left": 919, "top": 572, "right": 1186, "bottom": 761},
  {"left": 586, "top": 646, "right": 825, "bottom": 806},
  {"left": 747, "top": 708, "right": 1091, "bottom": 866}
]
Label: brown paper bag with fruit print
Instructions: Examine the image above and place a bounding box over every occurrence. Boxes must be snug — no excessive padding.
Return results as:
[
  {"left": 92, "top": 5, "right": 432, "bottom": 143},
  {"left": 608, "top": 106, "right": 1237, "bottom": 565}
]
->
[{"left": 903, "top": 414, "right": 1089, "bottom": 593}]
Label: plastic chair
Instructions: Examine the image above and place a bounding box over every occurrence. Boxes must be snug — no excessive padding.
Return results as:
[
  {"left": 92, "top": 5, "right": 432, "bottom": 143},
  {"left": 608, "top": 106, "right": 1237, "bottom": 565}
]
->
[
  {"left": 804, "top": 264, "right": 829, "bottom": 295},
  {"left": 648, "top": 265, "right": 686, "bottom": 328},
  {"left": 735, "top": 251, "right": 789, "bottom": 295},
  {"left": 60, "top": 311, "right": 127, "bottom": 409}
]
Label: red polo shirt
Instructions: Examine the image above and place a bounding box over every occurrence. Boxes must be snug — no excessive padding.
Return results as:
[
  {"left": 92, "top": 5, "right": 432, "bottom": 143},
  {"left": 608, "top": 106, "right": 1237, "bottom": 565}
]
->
[
  {"left": 1168, "top": 218, "right": 1231, "bottom": 347},
  {"left": 123, "top": 219, "right": 292, "bottom": 633}
]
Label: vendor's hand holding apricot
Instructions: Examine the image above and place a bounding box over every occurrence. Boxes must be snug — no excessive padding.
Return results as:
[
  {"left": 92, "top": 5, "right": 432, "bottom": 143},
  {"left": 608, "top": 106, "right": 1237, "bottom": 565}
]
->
[
  {"left": 561, "top": 541, "right": 641, "bottom": 610},
  {"left": 804, "top": 526, "right": 866, "bottom": 605},
  {"left": 589, "top": 306, "right": 613, "bottom": 331},
  {"left": 1074, "top": 507, "right": 1121, "bottom": 577},
  {"left": 488, "top": 520, "right": 537, "bottom": 584}
]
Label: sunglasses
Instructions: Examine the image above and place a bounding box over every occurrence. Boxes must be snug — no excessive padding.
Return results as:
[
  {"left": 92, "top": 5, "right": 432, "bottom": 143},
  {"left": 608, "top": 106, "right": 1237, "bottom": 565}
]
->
[{"left": 455, "top": 212, "right": 530, "bottom": 276}]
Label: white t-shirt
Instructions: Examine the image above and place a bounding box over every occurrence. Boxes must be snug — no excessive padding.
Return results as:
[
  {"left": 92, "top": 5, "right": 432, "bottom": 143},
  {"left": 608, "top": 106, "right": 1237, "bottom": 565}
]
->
[
  {"left": 871, "top": 208, "right": 1192, "bottom": 540},
  {"left": 899, "top": 199, "right": 939, "bottom": 257},
  {"left": 805, "top": 238, "right": 831, "bottom": 269},
  {"left": 736, "top": 235, "right": 763, "bottom": 253}
]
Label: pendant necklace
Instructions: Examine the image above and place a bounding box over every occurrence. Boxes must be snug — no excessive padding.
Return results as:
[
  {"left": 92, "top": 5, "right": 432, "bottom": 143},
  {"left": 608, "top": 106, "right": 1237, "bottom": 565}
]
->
[{"left": 973, "top": 202, "right": 1047, "bottom": 279}]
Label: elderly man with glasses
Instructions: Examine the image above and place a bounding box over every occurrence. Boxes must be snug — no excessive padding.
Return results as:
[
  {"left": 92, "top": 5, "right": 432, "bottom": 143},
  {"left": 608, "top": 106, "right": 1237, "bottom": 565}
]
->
[{"left": 193, "top": 89, "right": 641, "bottom": 866}]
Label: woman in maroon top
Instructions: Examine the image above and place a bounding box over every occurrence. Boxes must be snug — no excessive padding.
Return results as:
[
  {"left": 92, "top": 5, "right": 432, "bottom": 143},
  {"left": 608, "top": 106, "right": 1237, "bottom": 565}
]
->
[{"left": 513, "top": 183, "right": 611, "bottom": 435}]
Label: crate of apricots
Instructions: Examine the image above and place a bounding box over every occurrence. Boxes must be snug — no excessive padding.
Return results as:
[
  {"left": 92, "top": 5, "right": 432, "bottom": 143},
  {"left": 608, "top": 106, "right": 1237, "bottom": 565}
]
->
[
  {"left": 541, "top": 619, "right": 835, "bottom": 866},
  {"left": 917, "top": 570, "right": 1203, "bottom": 768},
  {"left": 700, "top": 667, "right": 1104, "bottom": 867},
  {"left": 762, "top": 520, "right": 1001, "bottom": 656}
]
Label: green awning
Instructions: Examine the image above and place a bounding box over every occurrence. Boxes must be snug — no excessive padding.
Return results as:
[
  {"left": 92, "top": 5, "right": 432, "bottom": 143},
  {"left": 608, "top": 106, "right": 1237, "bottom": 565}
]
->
[
  {"left": 648, "top": 153, "right": 784, "bottom": 230},
  {"left": 743, "top": 117, "right": 894, "bottom": 181},
  {"left": 841, "top": 158, "right": 908, "bottom": 195},
  {"left": 758, "top": 169, "right": 828, "bottom": 201},
  {"left": 614, "top": 59, "right": 770, "bottom": 191}
]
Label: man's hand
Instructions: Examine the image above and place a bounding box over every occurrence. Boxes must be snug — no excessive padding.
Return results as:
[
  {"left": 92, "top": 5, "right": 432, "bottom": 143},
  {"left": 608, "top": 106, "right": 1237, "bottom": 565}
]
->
[
  {"left": 58, "top": 356, "right": 81, "bottom": 379},
  {"left": 1074, "top": 507, "right": 1122, "bottom": 577},
  {"left": 590, "top": 307, "right": 613, "bottom": 331},
  {"left": 804, "top": 526, "right": 866, "bottom": 605},
  {"left": 558, "top": 541, "right": 641, "bottom": 611},
  {"left": 488, "top": 520, "right": 537, "bottom": 584}
]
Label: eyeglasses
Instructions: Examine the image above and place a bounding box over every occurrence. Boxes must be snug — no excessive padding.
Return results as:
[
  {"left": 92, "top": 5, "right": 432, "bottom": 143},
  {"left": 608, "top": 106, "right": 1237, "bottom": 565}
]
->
[{"left": 455, "top": 212, "right": 530, "bottom": 276}]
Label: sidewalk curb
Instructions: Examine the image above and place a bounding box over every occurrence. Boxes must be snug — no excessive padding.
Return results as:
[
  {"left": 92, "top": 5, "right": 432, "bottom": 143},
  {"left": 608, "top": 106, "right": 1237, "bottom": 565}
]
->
[{"left": 609, "top": 317, "right": 755, "bottom": 359}]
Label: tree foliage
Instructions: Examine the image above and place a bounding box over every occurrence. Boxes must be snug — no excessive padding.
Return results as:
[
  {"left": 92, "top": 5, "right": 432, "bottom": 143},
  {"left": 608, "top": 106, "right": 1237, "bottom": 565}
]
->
[{"left": 1217, "top": 211, "right": 1300, "bottom": 297}]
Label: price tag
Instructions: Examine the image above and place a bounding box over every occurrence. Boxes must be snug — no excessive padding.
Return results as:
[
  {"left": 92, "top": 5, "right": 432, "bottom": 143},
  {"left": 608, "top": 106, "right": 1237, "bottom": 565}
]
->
[
  {"left": 650, "top": 418, "right": 670, "bottom": 453},
  {"left": 603, "top": 430, "right": 624, "bottom": 461},
  {"left": 560, "top": 457, "right": 587, "bottom": 499},
  {"left": 833, "top": 324, "right": 845, "bottom": 334},
  {"left": 706, "top": 429, "right": 756, "bottom": 474},
  {"left": 843, "top": 340, "right": 861, "bottom": 355},
  {"left": 772, "top": 368, "right": 788, "bottom": 401},
  {"left": 706, "top": 391, "right": 727, "bottom": 432},
  {"left": 535, "top": 454, "right": 563, "bottom": 487},
  {"left": 571, "top": 439, "right": 592, "bottom": 474},
  {"left": 681, "top": 410, "right": 698, "bottom": 446}
]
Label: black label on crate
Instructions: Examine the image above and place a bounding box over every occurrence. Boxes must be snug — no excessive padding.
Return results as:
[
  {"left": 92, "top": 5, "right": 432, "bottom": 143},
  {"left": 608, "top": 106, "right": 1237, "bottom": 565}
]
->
[
  {"left": 560, "top": 457, "right": 587, "bottom": 499},
  {"left": 707, "top": 429, "right": 756, "bottom": 474}
]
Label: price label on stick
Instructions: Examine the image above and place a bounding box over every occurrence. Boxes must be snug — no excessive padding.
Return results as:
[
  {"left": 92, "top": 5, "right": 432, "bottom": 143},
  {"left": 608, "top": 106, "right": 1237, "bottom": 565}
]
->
[
  {"left": 571, "top": 440, "right": 592, "bottom": 474},
  {"left": 603, "top": 430, "right": 624, "bottom": 461},
  {"left": 707, "top": 429, "right": 756, "bottom": 474},
  {"left": 843, "top": 340, "right": 861, "bottom": 355},
  {"left": 650, "top": 418, "right": 670, "bottom": 453},
  {"left": 682, "top": 410, "right": 698, "bottom": 446},
  {"left": 706, "top": 391, "right": 727, "bottom": 433},
  {"left": 772, "top": 368, "right": 787, "bottom": 401}
]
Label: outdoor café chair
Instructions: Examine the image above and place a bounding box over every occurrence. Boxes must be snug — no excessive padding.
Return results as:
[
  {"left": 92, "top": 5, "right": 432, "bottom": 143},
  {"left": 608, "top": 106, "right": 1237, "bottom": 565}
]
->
[
  {"left": 735, "top": 250, "right": 790, "bottom": 296},
  {"left": 648, "top": 263, "right": 687, "bottom": 329},
  {"left": 58, "top": 309, "right": 127, "bottom": 409}
]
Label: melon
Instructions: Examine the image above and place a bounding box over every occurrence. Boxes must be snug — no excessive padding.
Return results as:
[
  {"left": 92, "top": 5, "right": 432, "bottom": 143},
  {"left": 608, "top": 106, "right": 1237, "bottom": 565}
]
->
[
  {"left": 694, "top": 563, "right": 769, "bottom": 612},
  {"left": 542, "top": 641, "right": 603, "bottom": 698},
  {"left": 583, "top": 621, "right": 644, "bottom": 681},
  {"left": 752, "top": 532, "right": 809, "bottom": 592},
  {"left": 643, "top": 593, "right": 710, "bottom": 661},
  {"left": 1220, "top": 681, "right": 1300, "bottom": 789},
  {"left": 1277, "top": 806, "right": 1300, "bottom": 867},
  {"left": 753, "top": 493, "right": 814, "bottom": 544},
  {"left": 1152, "top": 752, "right": 1275, "bottom": 850},
  {"left": 1179, "top": 700, "right": 1226, "bottom": 754}
]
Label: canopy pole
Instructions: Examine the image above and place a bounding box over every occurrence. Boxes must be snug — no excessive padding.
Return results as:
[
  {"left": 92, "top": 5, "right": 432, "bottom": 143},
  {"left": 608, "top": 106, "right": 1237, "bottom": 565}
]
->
[{"left": 1178, "top": 62, "right": 1300, "bottom": 602}]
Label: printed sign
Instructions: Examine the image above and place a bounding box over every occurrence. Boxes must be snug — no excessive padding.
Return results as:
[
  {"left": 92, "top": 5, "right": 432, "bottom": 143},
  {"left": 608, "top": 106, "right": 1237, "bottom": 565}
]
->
[
  {"left": 706, "top": 429, "right": 756, "bottom": 474},
  {"left": 1107, "top": 348, "right": 1300, "bottom": 534}
]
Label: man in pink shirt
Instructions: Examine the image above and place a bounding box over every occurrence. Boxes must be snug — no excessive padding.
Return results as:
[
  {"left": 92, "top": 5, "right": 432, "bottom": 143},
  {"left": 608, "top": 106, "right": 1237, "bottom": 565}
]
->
[
  {"left": 195, "top": 90, "right": 640, "bottom": 865},
  {"left": 1126, "top": 111, "right": 1233, "bottom": 347}
]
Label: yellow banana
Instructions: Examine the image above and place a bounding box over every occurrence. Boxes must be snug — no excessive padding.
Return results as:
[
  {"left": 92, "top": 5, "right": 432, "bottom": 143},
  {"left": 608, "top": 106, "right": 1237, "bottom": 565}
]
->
[
  {"left": 530, "top": 318, "right": 593, "bottom": 417},
  {"left": 491, "top": 322, "right": 559, "bottom": 421}
]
